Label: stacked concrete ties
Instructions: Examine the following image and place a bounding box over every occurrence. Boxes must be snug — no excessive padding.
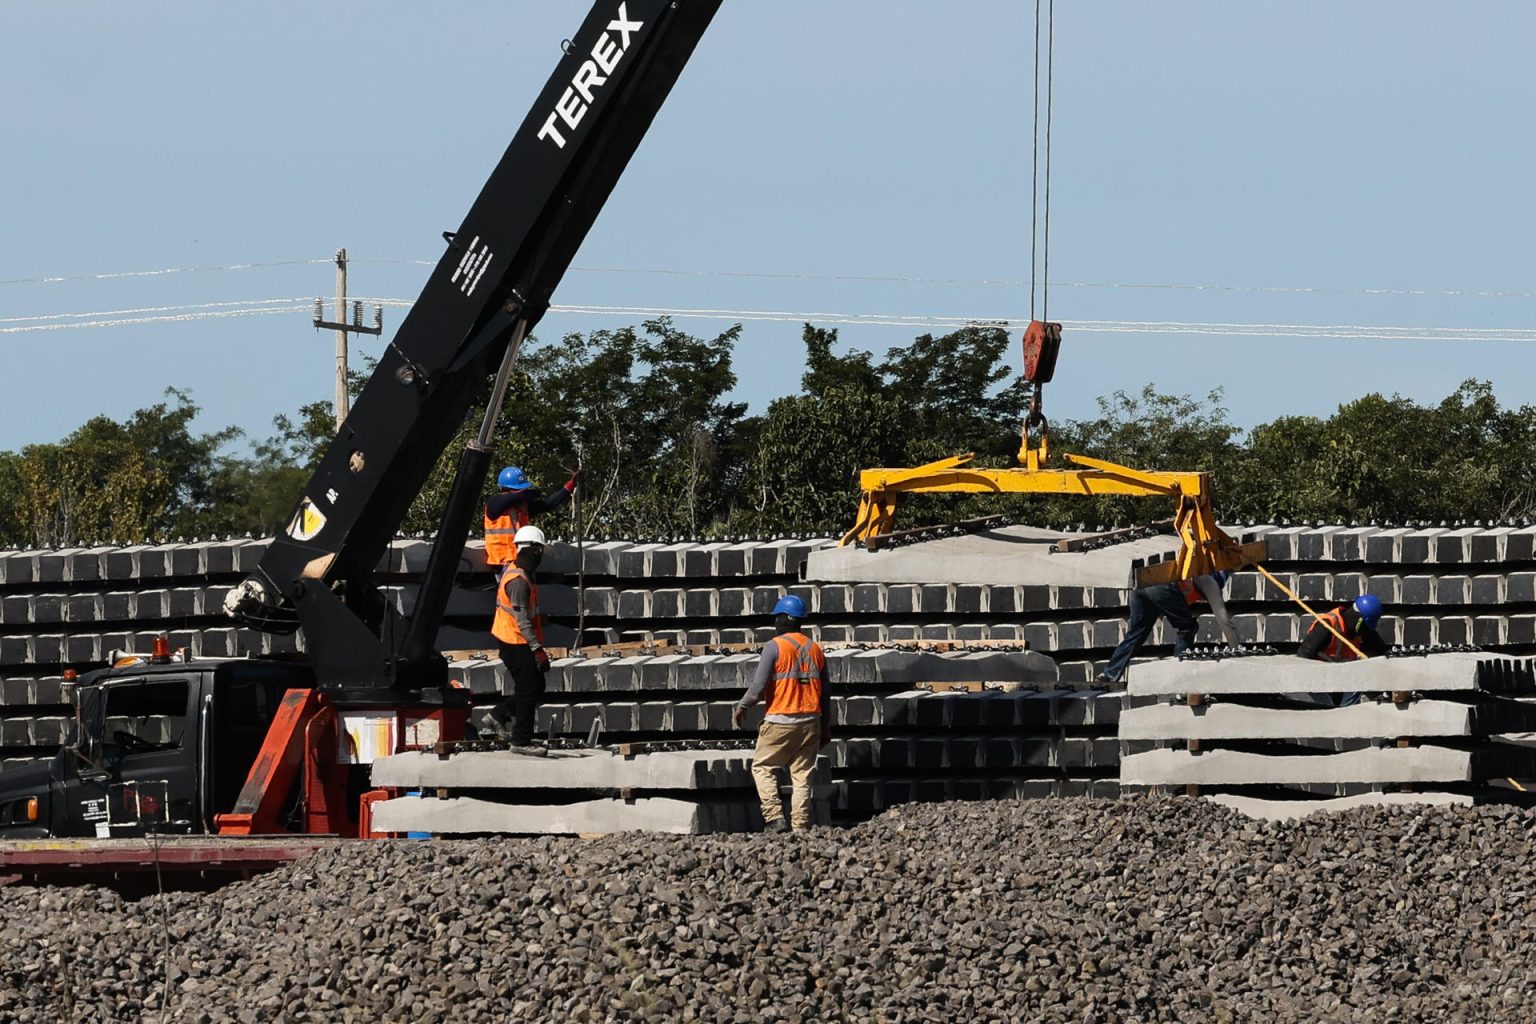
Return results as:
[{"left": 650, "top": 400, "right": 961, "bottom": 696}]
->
[
  {"left": 1, "top": 520, "right": 1534, "bottom": 817},
  {"left": 368, "top": 747, "right": 832, "bottom": 836},
  {"left": 1120, "top": 651, "right": 1536, "bottom": 818}
]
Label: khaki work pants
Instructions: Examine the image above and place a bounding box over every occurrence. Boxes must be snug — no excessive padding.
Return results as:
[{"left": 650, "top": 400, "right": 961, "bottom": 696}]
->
[{"left": 751, "top": 720, "right": 821, "bottom": 831}]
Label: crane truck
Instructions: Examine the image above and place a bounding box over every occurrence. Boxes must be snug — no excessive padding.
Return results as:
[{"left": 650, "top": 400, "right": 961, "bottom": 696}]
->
[{"left": 0, "top": 0, "right": 725, "bottom": 847}]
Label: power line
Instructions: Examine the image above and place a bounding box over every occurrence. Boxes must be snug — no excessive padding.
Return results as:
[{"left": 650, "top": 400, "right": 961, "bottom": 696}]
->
[
  {"left": 0, "top": 305, "right": 307, "bottom": 334},
  {"left": 0, "top": 258, "right": 331, "bottom": 287},
  {"left": 5, "top": 295, "right": 1534, "bottom": 345},
  {"left": 565, "top": 266, "right": 1536, "bottom": 301},
  {"left": 548, "top": 305, "right": 1536, "bottom": 343},
  {"left": 5, "top": 256, "right": 1536, "bottom": 301},
  {"left": 0, "top": 297, "right": 306, "bottom": 326}
]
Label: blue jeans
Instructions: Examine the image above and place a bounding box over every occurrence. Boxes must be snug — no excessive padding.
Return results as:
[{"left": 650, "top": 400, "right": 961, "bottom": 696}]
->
[{"left": 1102, "top": 582, "right": 1198, "bottom": 683}]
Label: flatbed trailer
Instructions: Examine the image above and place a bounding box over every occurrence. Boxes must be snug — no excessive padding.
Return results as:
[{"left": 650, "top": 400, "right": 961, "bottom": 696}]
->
[{"left": 0, "top": 836, "right": 341, "bottom": 895}]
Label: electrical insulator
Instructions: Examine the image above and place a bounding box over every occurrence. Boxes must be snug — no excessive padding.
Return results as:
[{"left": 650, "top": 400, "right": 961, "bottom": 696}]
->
[
  {"left": 352, "top": 300, "right": 363, "bottom": 326},
  {"left": 373, "top": 305, "right": 383, "bottom": 329},
  {"left": 312, "top": 298, "right": 323, "bottom": 324}
]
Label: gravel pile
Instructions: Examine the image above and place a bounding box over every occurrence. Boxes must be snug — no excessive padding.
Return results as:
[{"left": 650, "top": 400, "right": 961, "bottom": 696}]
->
[{"left": 4, "top": 797, "right": 1535, "bottom": 1022}]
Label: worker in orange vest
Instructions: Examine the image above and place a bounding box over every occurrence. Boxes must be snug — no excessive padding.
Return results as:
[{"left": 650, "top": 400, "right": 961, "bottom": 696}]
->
[
  {"left": 1297, "top": 594, "right": 1387, "bottom": 707},
  {"left": 483, "top": 466, "right": 581, "bottom": 566},
  {"left": 1297, "top": 594, "right": 1386, "bottom": 662},
  {"left": 1098, "top": 571, "right": 1240, "bottom": 685},
  {"left": 485, "top": 525, "right": 552, "bottom": 752},
  {"left": 732, "top": 595, "right": 829, "bottom": 833}
]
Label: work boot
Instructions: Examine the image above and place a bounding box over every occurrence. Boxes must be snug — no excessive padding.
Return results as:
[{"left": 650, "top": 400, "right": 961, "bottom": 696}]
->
[
  {"left": 762, "top": 818, "right": 789, "bottom": 834},
  {"left": 481, "top": 713, "right": 512, "bottom": 739},
  {"left": 508, "top": 743, "right": 549, "bottom": 758}
]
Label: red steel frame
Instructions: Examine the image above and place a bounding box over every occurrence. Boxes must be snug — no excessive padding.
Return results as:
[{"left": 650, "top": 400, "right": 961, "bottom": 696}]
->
[{"left": 214, "top": 689, "right": 466, "bottom": 838}]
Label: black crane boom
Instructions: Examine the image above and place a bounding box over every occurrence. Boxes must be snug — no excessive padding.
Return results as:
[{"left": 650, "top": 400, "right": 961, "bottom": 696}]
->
[{"left": 225, "top": 1, "right": 723, "bottom": 698}]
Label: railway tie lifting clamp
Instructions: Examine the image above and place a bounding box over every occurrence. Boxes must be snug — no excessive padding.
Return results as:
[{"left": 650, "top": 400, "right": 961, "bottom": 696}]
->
[
  {"left": 841, "top": 449, "right": 1265, "bottom": 586},
  {"left": 837, "top": 319, "right": 1273, "bottom": 586}
]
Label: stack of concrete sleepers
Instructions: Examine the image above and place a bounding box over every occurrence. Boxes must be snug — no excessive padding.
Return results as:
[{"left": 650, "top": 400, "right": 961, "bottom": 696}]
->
[
  {"left": 1119, "top": 651, "right": 1536, "bottom": 818},
  {"left": 0, "top": 539, "right": 293, "bottom": 771},
  {"left": 5, "top": 521, "right": 1536, "bottom": 809},
  {"left": 366, "top": 746, "right": 830, "bottom": 836},
  {"left": 445, "top": 646, "right": 1121, "bottom": 812}
]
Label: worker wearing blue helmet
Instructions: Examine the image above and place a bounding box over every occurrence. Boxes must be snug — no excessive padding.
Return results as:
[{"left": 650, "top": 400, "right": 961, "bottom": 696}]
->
[
  {"left": 1098, "top": 570, "right": 1241, "bottom": 685},
  {"left": 732, "top": 594, "right": 830, "bottom": 832},
  {"left": 482, "top": 464, "right": 581, "bottom": 566},
  {"left": 1297, "top": 594, "right": 1388, "bottom": 707},
  {"left": 1298, "top": 594, "right": 1388, "bottom": 663}
]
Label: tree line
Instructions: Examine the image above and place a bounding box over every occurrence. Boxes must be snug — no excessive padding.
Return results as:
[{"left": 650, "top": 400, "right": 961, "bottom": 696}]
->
[{"left": 2, "top": 319, "right": 1532, "bottom": 549}]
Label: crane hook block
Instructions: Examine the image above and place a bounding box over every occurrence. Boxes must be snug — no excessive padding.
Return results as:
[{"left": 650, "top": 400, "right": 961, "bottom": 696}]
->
[{"left": 1022, "top": 320, "right": 1062, "bottom": 384}]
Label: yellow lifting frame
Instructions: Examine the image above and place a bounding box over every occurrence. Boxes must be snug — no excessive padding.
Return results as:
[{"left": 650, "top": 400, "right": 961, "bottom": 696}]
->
[{"left": 840, "top": 451, "right": 1264, "bottom": 586}]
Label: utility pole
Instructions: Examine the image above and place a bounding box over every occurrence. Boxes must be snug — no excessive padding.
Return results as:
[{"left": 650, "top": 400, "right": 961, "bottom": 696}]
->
[{"left": 312, "top": 248, "right": 384, "bottom": 430}]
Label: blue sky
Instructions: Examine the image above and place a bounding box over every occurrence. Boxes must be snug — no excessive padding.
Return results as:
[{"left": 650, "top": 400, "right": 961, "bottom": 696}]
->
[{"left": 3, "top": 1, "right": 1534, "bottom": 455}]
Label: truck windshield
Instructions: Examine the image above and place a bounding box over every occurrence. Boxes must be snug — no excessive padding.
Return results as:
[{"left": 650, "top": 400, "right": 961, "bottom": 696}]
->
[{"left": 101, "top": 680, "right": 189, "bottom": 753}]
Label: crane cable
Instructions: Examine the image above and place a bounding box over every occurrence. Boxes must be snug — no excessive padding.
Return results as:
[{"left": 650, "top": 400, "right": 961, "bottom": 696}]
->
[
  {"left": 1029, "top": 0, "right": 1041, "bottom": 321},
  {"left": 1043, "top": 0, "right": 1056, "bottom": 327},
  {"left": 1029, "top": 0, "right": 1056, "bottom": 324},
  {"left": 1024, "top": 0, "right": 1057, "bottom": 444}
]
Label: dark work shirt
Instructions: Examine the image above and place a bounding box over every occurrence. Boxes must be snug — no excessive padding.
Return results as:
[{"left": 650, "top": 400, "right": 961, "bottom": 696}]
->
[
  {"left": 1297, "top": 612, "right": 1388, "bottom": 661},
  {"left": 486, "top": 485, "right": 571, "bottom": 520}
]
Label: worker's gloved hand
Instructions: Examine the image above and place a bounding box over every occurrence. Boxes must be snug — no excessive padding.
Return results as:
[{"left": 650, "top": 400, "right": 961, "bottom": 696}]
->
[
  {"left": 731, "top": 705, "right": 746, "bottom": 729},
  {"left": 566, "top": 469, "right": 584, "bottom": 493},
  {"left": 533, "top": 647, "right": 551, "bottom": 673}
]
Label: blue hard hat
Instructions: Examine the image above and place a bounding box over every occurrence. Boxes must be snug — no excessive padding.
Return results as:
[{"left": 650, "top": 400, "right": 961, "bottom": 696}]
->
[
  {"left": 1353, "top": 593, "right": 1383, "bottom": 628},
  {"left": 772, "top": 594, "right": 806, "bottom": 619},
  {"left": 497, "top": 466, "right": 530, "bottom": 490}
]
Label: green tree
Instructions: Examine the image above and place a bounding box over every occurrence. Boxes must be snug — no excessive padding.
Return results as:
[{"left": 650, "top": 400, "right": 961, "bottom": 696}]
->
[
  {"left": 1, "top": 389, "right": 246, "bottom": 546},
  {"left": 1280, "top": 380, "right": 1536, "bottom": 523},
  {"left": 735, "top": 324, "right": 1032, "bottom": 536},
  {"left": 737, "top": 383, "right": 909, "bottom": 535},
  {"left": 14, "top": 421, "right": 173, "bottom": 546},
  {"left": 399, "top": 318, "right": 752, "bottom": 539},
  {"left": 802, "top": 325, "right": 881, "bottom": 397},
  {"left": 125, "top": 388, "right": 242, "bottom": 537},
  {"left": 0, "top": 451, "right": 25, "bottom": 547},
  {"left": 1224, "top": 414, "right": 1334, "bottom": 522},
  {"left": 876, "top": 325, "right": 1029, "bottom": 465},
  {"left": 195, "top": 397, "right": 341, "bottom": 539}
]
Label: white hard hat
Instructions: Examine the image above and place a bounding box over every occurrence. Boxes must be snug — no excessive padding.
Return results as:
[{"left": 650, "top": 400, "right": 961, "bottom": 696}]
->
[{"left": 513, "top": 524, "right": 547, "bottom": 547}]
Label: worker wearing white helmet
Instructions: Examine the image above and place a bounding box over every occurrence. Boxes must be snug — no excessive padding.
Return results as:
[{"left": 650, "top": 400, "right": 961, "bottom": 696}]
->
[{"left": 486, "top": 524, "right": 551, "bottom": 750}]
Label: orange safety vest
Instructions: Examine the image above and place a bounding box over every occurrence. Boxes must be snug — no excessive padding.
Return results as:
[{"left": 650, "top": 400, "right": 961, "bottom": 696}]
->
[
  {"left": 1309, "top": 606, "right": 1361, "bottom": 662},
  {"left": 491, "top": 564, "right": 544, "bottom": 646},
  {"left": 484, "top": 504, "right": 531, "bottom": 566},
  {"left": 1177, "top": 579, "right": 1205, "bottom": 605},
  {"left": 764, "top": 632, "right": 826, "bottom": 718}
]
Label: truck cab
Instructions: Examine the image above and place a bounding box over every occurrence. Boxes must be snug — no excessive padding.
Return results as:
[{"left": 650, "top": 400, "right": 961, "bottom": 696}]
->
[{"left": 0, "top": 657, "right": 308, "bottom": 838}]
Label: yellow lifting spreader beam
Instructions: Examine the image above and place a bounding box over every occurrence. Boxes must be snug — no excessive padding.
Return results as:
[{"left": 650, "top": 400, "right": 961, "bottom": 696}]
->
[{"left": 840, "top": 451, "right": 1266, "bottom": 587}]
